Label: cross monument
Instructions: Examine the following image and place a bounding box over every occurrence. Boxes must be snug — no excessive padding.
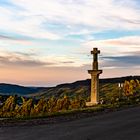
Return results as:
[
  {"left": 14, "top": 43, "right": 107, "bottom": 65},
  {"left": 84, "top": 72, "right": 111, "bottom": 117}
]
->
[{"left": 86, "top": 48, "right": 102, "bottom": 106}]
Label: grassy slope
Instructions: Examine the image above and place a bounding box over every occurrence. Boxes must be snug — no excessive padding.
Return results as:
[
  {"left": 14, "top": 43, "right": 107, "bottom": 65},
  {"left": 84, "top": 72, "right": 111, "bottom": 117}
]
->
[
  {"left": 30, "top": 83, "right": 119, "bottom": 100},
  {"left": 31, "top": 76, "right": 140, "bottom": 99}
]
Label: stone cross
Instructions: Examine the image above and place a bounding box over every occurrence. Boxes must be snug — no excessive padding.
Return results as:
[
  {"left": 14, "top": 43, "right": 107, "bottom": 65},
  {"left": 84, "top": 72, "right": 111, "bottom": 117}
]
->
[
  {"left": 86, "top": 48, "right": 103, "bottom": 106},
  {"left": 91, "top": 48, "right": 100, "bottom": 70}
]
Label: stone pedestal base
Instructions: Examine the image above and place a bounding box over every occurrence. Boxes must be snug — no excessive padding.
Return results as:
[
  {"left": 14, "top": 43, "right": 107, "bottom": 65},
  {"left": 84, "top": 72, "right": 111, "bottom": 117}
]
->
[{"left": 86, "top": 102, "right": 98, "bottom": 107}]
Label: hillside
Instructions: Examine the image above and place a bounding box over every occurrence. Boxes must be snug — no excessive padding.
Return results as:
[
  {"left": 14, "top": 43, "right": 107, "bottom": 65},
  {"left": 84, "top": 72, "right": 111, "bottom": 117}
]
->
[
  {"left": 31, "top": 76, "right": 140, "bottom": 99},
  {"left": 0, "top": 76, "right": 139, "bottom": 97}
]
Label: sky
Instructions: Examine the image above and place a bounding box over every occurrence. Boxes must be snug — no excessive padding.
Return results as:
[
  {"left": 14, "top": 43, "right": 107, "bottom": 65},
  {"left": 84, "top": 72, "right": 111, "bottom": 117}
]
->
[{"left": 0, "top": 0, "right": 140, "bottom": 86}]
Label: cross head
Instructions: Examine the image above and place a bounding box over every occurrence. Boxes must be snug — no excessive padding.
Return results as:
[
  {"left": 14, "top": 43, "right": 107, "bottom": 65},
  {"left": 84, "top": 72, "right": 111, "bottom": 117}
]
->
[{"left": 91, "top": 48, "right": 100, "bottom": 62}]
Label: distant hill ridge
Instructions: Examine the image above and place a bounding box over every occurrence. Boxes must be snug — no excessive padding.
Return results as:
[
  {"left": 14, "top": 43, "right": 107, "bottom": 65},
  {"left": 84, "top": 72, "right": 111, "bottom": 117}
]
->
[
  {"left": 0, "top": 83, "right": 44, "bottom": 96},
  {"left": 0, "top": 76, "right": 140, "bottom": 96},
  {"left": 56, "top": 76, "right": 140, "bottom": 88}
]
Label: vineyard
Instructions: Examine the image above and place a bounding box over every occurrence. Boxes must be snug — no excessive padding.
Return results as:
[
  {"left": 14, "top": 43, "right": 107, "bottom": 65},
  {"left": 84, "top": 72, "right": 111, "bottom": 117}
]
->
[{"left": 0, "top": 79, "right": 140, "bottom": 118}]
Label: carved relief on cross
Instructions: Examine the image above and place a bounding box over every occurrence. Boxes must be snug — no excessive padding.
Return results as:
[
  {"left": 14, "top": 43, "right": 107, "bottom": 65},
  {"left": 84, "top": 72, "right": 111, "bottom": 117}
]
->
[{"left": 91, "top": 48, "right": 100, "bottom": 70}]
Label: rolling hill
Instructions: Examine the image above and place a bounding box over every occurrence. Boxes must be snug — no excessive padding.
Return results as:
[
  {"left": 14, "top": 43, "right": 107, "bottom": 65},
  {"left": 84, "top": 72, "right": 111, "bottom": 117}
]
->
[
  {"left": 0, "top": 76, "right": 139, "bottom": 97},
  {"left": 30, "top": 76, "right": 140, "bottom": 99}
]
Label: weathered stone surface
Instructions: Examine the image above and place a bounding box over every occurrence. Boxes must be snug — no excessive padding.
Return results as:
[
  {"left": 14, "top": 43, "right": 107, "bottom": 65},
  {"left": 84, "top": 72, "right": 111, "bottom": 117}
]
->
[{"left": 86, "top": 48, "right": 102, "bottom": 106}]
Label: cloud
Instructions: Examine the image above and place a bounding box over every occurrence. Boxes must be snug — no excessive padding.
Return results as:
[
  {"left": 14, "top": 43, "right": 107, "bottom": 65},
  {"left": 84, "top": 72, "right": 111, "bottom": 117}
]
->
[
  {"left": 12, "top": 0, "right": 140, "bottom": 30},
  {"left": 85, "top": 36, "right": 140, "bottom": 56},
  {"left": 0, "top": 0, "right": 139, "bottom": 41},
  {"left": 101, "top": 54, "right": 140, "bottom": 69},
  {"left": 0, "top": 55, "right": 46, "bottom": 67},
  {"left": 1, "top": 35, "right": 138, "bottom": 71},
  {"left": 104, "top": 36, "right": 140, "bottom": 46},
  {"left": 84, "top": 35, "right": 140, "bottom": 70},
  {"left": 0, "top": 33, "right": 33, "bottom": 47},
  {"left": 0, "top": 51, "right": 55, "bottom": 67},
  {"left": 0, "top": 35, "right": 18, "bottom": 40},
  {"left": 0, "top": 51, "right": 85, "bottom": 68},
  {"left": 0, "top": 0, "right": 139, "bottom": 86},
  {"left": 61, "top": 61, "right": 75, "bottom": 64},
  {"left": 39, "top": 55, "right": 86, "bottom": 67},
  {"left": 0, "top": 6, "right": 61, "bottom": 40}
]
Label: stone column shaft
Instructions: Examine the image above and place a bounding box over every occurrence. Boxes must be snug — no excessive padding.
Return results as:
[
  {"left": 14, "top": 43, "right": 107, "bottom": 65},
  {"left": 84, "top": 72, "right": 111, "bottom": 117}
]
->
[
  {"left": 86, "top": 47, "right": 102, "bottom": 106},
  {"left": 88, "top": 70, "right": 102, "bottom": 104},
  {"left": 91, "top": 74, "right": 99, "bottom": 104}
]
